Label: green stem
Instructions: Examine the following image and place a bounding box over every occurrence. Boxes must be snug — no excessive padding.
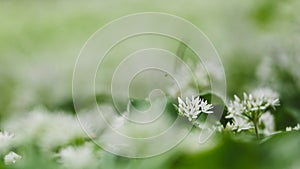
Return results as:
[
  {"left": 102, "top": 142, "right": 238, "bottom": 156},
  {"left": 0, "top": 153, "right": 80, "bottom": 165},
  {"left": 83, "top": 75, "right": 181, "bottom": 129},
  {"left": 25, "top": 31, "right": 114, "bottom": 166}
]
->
[
  {"left": 254, "top": 120, "right": 259, "bottom": 139},
  {"left": 253, "top": 112, "right": 260, "bottom": 139}
]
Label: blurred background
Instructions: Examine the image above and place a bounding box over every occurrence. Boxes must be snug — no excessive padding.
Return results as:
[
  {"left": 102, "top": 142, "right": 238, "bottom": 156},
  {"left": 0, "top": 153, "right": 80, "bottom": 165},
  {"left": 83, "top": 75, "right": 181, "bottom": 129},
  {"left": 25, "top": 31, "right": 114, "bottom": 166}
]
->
[{"left": 1, "top": 0, "right": 300, "bottom": 169}]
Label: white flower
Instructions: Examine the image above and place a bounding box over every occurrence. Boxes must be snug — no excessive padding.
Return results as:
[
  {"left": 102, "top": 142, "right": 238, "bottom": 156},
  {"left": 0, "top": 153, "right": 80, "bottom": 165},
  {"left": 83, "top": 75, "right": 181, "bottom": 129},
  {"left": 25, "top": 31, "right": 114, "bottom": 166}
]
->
[
  {"left": 0, "top": 131, "right": 14, "bottom": 153},
  {"left": 251, "top": 88, "right": 280, "bottom": 109},
  {"left": 3, "top": 108, "right": 87, "bottom": 151},
  {"left": 4, "top": 151, "right": 21, "bottom": 165},
  {"left": 226, "top": 88, "right": 280, "bottom": 133},
  {"left": 226, "top": 95, "right": 253, "bottom": 132},
  {"left": 228, "top": 89, "right": 279, "bottom": 116},
  {"left": 259, "top": 111, "right": 275, "bottom": 136},
  {"left": 225, "top": 122, "right": 235, "bottom": 131},
  {"left": 0, "top": 131, "right": 14, "bottom": 141},
  {"left": 227, "top": 113, "right": 254, "bottom": 132},
  {"left": 286, "top": 127, "right": 292, "bottom": 132},
  {"left": 286, "top": 124, "right": 300, "bottom": 131},
  {"left": 294, "top": 124, "right": 300, "bottom": 130},
  {"left": 3, "top": 108, "right": 52, "bottom": 143},
  {"left": 167, "top": 63, "right": 210, "bottom": 98},
  {"left": 38, "top": 113, "right": 87, "bottom": 150},
  {"left": 59, "top": 143, "right": 98, "bottom": 169},
  {"left": 178, "top": 96, "right": 213, "bottom": 122}
]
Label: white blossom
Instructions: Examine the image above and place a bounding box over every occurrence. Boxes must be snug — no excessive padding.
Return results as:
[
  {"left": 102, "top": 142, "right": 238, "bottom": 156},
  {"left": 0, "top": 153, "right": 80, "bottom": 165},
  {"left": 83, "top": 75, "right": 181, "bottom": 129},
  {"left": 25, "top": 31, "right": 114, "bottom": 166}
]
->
[
  {"left": 4, "top": 151, "right": 21, "bottom": 165},
  {"left": 178, "top": 96, "right": 213, "bottom": 122},
  {"left": 3, "top": 108, "right": 87, "bottom": 151},
  {"left": 259, "top": 111, "right": 275, "bottom": 136},
  {"left": 226, "top": 113, "right": 253, "bottom": 132},
  {"left": 226, "top": 88, "right": 280, "bottom": 133},
  {"left": 286, "top": 124, "right": 300, "bottom": 132},
  {"left": 38, "top": 113, "right": 87, "bottom": 150},
  {"left": 294, "top": 124, "right": 300, "bottom": 130},
  {"left": 286, "top": 126, "right": 292, "bottom": 132},
  {"left": 59, "top": 143, "right": 99, "bottom": 169},
  {"left": 167, "top": 63, "right": 210, "bottom": 98},
  {"left": 0, "top": 131, "right": 14, "bottom": 153},
  {"left": 251, "top": 88, "right": 280, "bottom": 109}
]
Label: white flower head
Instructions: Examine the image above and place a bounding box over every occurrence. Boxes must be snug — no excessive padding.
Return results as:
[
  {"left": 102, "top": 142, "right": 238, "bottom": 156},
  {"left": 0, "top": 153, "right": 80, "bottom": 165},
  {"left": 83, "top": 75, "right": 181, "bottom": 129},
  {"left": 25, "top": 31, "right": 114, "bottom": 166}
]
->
[
  {"left": 259, "top": 111, "right": 275, "bottom": 136},
  {"left": 4, "top": 151, "right": 22, "bottom": 165},
  {"left": 228, "top": 88, "right": 279, "bottom": 117},
  {"left": 226, "top": 88, "right": 280, "bottom": 133},
  {"left": 3, "top": 108, "right": 87, "bottom": 151},
  {"left": 227, "top": 114, "right": 254, "bottom": 132},
  {"left": 59, "top": 144, "right": 98, "bottom": 169},
  {"left": 0, "top": 131, "right": 14, "bottom": 141},
  {"left": 178, "top": 96, "right": 213, "bottom": 122},
  {"left": 286, "top": 123, "right": 300, "bottom": 132},
  {"left": 286, "top": 126, "right": 292, "bottom": 132},
  {"left": 251, "top": 88, "right": 280, "bottom": 109},
  {"left": 294, "top": 124, "right": 300, "bottom": 130},
  {"left": 38, "top": 113, "right": 87, "bottom": 150},
  {"left": 167, "top": 62, "right": 211, "bottom": 98},
  {"left": 0, "top": 131, "right": 14, "bottom": 153}
]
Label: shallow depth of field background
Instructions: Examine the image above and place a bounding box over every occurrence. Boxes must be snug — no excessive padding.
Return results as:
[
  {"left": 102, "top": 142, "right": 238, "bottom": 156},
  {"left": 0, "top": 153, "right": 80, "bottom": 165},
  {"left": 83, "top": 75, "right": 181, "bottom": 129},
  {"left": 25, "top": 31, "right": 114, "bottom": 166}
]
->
[{"left": 1, "top": 0, "right": 300, "bottom": 169}]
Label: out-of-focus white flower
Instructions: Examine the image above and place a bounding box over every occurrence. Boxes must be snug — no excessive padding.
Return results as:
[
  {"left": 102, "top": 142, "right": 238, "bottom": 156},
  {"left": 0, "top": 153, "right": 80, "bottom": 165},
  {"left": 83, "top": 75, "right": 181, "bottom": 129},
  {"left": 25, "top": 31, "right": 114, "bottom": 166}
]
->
[
  {"left": 256, "top": 43, "right": 300, "bottom": 93},
  {"left": 286, "top": 124, "right": 300, "bottom": 132},
  {"left": 286, "top": 127, "right": 292, "bottom": 132},
  {"left": 39, "top": 113, "right": 87, "bottom": 150},
  {"left": 259, "top": 111, "right": 275, "bottom": 136},
  {"left": 59, "top": 143, "right": 98, "bottom": 169},
  {"left": 194, "top": 63, "right": 210, "bottom": 87},
  {"left": 167, "top": 63, "right": 210, "bottom": 98},
  {"left": 0, "top": 131, "right": 14, "bottom": 153},
  {"left": 178, "top": 96, "right": 213, "bottom": 122},
  {"left": 3, "top": 108, "right": 52, "bottom": 143},
  {"left": 251, "top": 88, "right": 280, "bottom": 109},
  {"left": 226, "top": 88, "right": 280, "bottom": 133},
  {"left": 167, "top": 64, "right": 197, "bottom": 98},
  {"left": 4, "top": 151, "right": 21, "bottom": 165},
  {"left": 212, "top": 121, "right": 224, "bottom": 133},
  {"left": 294, "top": 124, "right": 300, "bottom": 130},
  {"left": 0, "top": 131, "right": 14, "bottom": 141},
  {"left": 99, "top": 101, "right": 190, "bottom": 157},
  {"left": 3, "top": 108, "right": 88, "bottom": 151}
]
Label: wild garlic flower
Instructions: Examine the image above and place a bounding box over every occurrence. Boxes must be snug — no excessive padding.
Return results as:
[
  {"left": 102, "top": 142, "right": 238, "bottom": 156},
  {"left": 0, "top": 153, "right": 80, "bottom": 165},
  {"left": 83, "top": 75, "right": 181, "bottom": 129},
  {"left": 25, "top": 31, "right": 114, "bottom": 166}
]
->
[
  {"left": 259, "top": 111, "right": 275, "bottom": 136},
  {"left": 226, "top": 88, "right": 280, "bottom": 134},
  {"left": 59, "top": 143, "right": 98, "bottom": 169},
  {"left": 178, "top": 96, "right": 213, "bottom": 122},
  {"left": 251, "top": 88, "right": 280, "bottom": 109},
  {"left": 167, "top": 62, "right": 211, "bottom": 98},
  {"left": 0, "top": 131, "right": 14, "bottom": 153},
  {"left": 4, "top": 151, "right": 22, "bottom": 165},
  {"left": 3, "top": 108, "right": 88, "bottom": 151},
  {"left": 226, "top": 113, "right": 253, "bottom": 132},
  {"left": 0, "top": 131, "right": 14, "bottom": 142},
  {"left": 286, "top": 124, "right": 300, "bottom": 132}
]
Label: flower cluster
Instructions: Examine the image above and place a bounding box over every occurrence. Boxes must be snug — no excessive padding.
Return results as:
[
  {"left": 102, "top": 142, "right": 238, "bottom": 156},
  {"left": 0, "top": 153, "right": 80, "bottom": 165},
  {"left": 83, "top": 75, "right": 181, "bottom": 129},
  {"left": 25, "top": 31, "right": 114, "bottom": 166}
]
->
[
  {"left": 259, "top": 111, "right": 276, "bottom": 136},
  {"left": 167, "top": 61, "right": 218, "bottom": 98},
  {"left": 286, "top": 124, "right": 300, "bottom": 131},
  {"left": 0, "top": 131, "right": 14, "bottom": 152},
  {"left": 0, "top": 131, "right": 22, "bottom": 165},
  {"left": 3, "top": 108, "right": 89, "bottom": 151},
  {"left": 226, "top": 88, "right": 280, "bottom": 135},
  {"left": 4, "top": 151, "right": 22, "bottom": 165},
  {"left": 59, "top": 143, "right": 99, "bottom": 169},
  {"left": 177, "top": 96, "right": 213, "bottom": 122}
]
